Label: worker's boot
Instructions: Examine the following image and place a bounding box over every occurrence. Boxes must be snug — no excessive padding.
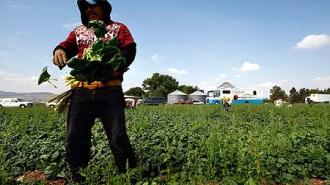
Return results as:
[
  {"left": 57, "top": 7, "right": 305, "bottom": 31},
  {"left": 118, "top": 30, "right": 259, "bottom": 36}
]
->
[{"left": 68, "top": 167, "right": 86, "bottom": 184}]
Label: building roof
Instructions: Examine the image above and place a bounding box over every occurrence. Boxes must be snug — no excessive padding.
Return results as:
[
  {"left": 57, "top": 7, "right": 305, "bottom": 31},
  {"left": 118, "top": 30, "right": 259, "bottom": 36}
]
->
[
  {"left": 168, "top": 90, "right": 187, "bottom": 96},
  {"left": 189, "top": 90, "right": 207, "bottom": 96},
  {"left": 217, "top": 82, "right": 235, "bottom": 89}
]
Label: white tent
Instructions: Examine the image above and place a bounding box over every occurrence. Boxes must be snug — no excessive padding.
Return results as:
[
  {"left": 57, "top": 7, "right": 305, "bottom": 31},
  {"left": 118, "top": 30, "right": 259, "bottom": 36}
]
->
[
  {"left": 189, "top": 90, "right": 207, "bottom": 103},
  {"left": 167, "top": 90, "right": 187, "bottom": 104}
]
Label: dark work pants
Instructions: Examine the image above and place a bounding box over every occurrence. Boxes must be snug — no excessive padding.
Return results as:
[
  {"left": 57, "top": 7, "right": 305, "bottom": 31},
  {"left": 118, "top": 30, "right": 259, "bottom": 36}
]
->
[{"left": 65, "top": 86, "right": 136, "bottom": 172}]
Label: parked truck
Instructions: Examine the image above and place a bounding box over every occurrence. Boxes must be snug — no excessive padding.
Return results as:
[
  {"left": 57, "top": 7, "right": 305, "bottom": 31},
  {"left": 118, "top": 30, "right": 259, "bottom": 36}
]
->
[
  {"left": 305, "top": 94, "right": 330, "bottom": 104},
  {"left": 45, "top": 101, "right": 59, "bottom": 108},
  {"left": 206, "top": 88, "right": 264, "bottom": 105},
  {"left": 0, "top": 98, "right": 33, "bottom": 108}
]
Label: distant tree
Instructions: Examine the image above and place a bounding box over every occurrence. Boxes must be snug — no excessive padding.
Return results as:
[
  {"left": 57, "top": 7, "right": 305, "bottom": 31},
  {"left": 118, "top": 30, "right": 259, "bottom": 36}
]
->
[
  {"left": 270, "top": 85, "right": 288, "bottom": 102},
  {"left": 310, "top": 88, "right": 330, "bottom": 94},
  {"left": 124, "top": 87, "right": 145, "bottom": 97},
  {"left": 289, "top": 87, "right": 299, "bottom": 103},
  {"left": 178, "top": 85, "right": 199, "bottom": 95},
  {"left": 309, "top": 88, "right": 321, "bottom": 94},
  {"left": 324, "top": 88, "right": 330, "bottom": 94},
  {"left": 297, "top": 88, "right": 310, "bottom": 103},
  {"left": 142, "top": 73, "right": 179, "bottom": 98}
]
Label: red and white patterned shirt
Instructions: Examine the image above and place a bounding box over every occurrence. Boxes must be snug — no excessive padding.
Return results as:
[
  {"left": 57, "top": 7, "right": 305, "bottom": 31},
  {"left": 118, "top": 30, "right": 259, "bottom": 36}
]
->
[{"left": 58, "top": 21, "right": 135, "bottom": 60}]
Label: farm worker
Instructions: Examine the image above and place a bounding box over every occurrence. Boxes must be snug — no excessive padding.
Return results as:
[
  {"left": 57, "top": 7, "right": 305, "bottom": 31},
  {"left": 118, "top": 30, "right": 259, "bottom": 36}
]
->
[
  {"left": 222, "top": 97, "right": 230, "bottom": 112},
  {"left": 52, "top": 0, "right": 137, "bottom": 183}
]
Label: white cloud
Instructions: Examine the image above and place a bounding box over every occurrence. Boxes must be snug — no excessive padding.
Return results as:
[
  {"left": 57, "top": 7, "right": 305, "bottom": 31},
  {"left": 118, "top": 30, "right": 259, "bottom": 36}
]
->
[
  {"left": 315, "top": 76, "right": 330, "bottom": 82},
  {"left": 16, "top": 30, "right": 30, "bottom": 36},
  {"left": 296, "top": 34, "right": 330, "bottom": 49},
  {"left": 6, "top": 0, "right": 32, "bottom": 9},
  {"left": 240, "top": 62, "right": 261, "bottom": 72},
  {"left": 167, "top": 68, "right": 187, "bottom": 75},
  {"left": 150, "top": 53, "right": 161, "bottom": 63},
  {"left": 0, "top": 71, "right": 66, "bottom": 93},
  {"left": 62, "top": 22, "right": 81, "bottom": 29},
  {"left": 232, "top": 62, "right": 261, "bottom": 74}
]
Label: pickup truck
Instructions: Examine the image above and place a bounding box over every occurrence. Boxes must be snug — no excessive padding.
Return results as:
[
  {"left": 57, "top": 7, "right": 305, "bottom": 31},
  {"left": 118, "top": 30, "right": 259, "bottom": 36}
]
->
[
  {"left": 0, "top": 98, "right": 33, "bottom": 108},
  {"left": 45, "top": 102, "right": 58, "bottom": 108}
]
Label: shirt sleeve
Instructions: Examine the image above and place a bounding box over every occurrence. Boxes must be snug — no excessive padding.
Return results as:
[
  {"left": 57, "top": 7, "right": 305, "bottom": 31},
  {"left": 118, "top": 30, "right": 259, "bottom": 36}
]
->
[
  {"left": 117, "top": 24, "right": 135, "bottom": 49},
  {"left": 53, "top": 31, "right": 78, "bottom": 59}
]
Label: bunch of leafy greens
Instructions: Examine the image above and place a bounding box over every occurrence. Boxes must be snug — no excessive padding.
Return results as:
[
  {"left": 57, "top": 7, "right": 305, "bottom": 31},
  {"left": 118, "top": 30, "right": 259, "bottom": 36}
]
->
[
  {"left": 38, "top": 67, "right": 57, "bottom": 88},
  {"left": 38, "top": 20, "right": 127, "bottom": 113},
  {"left": 66, "top": 20, "right": 127, "bottom": 84}
]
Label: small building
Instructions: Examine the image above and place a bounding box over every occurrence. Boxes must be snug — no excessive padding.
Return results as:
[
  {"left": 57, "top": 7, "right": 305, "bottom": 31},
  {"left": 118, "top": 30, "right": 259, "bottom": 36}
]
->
[
  {"left": 188, "top": 91, "right": 207, "bottom": 103},
  {"left": 167, "top": 90, "right": 187, "bottom": 104}
]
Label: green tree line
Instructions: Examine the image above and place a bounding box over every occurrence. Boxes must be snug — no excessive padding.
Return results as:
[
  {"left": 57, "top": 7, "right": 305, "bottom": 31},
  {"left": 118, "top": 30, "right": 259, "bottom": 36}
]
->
[
  {"left": 270, "top": 86, "right": 330, "bottom": 103},
  {"left": 124, "top": 73, "right": 330, "bottom": 103},
  {"left": 124, "top": 73, "right": 201, "bottom": 98}
]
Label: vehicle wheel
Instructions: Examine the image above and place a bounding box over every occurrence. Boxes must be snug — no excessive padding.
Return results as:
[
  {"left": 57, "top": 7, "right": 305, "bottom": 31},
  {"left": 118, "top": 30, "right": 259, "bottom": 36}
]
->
[
  {"left": 20, "top": 105, "right": 26, "bottom": 108},
  {"left": 0, "top": 105, "right": 2, "bottom": 108}
]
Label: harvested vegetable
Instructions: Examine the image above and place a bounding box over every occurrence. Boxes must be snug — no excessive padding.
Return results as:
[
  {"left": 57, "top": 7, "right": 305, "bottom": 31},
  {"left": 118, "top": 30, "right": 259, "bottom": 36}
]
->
[
  {"left": 38, "top": 20, "right": 127, "bottom": 113},
  {"left": 38, "top": 67, "right": 57, "bottom": 88},
  {"left": 89, "top": 20, "right": 107, "bottom": 38},
  {"left": 66, "top": 20, "right": 127, "bottom": 84}
]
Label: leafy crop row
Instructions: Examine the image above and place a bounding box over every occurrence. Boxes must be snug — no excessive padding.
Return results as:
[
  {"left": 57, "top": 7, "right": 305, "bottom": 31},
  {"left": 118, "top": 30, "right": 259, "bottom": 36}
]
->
[{"left": 0, "top": 104, "right": 329, "bottom": 184}]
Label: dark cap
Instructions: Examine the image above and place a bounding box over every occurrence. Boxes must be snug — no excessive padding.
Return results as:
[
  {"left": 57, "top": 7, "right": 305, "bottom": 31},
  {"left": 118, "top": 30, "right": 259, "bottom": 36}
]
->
[{"left": 77, "top": 0, "right": 112, "bottom": 26}]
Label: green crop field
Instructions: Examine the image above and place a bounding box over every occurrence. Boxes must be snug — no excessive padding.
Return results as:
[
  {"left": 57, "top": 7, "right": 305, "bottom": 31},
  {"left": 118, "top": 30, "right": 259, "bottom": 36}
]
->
[{"left": 0, "top": 104, "right": 329, "bottom": 184}]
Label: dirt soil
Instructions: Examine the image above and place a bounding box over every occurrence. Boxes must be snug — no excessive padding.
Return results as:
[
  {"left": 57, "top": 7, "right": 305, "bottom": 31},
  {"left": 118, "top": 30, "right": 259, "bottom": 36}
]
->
[
  {"left": 16, "top": 171, "right": 65, "bottom": 185},
  {"left": 15, "top": 171, "right": 327, "bottom": 185}
]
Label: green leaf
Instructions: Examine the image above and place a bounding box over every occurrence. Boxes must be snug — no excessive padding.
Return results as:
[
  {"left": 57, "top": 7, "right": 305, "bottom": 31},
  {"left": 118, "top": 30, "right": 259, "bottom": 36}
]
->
[
  {"left": 102, "top": 45, "right": 119, "bottom": 55},
  {"left": 88, "top": 20, "right": 107, "bottom": 38},
  {"left": 105, "top": 53, "right": 126, "bottom": 71},
  {"left": 67, "top": 57, "right": 83, "bottom": 69},
  {"left": 68, "top": 33, "right": 127, "bottom": 83},
  {"left": 107, "top": 37, "right": 120, "bottom": 47},
  {"left": 38, "top": 66, "right": 51, "bottom": 85},
  {"left": 244, "top": 178, "right": 257, "bottom": 185},
  {"left": 94, "top": 28, "right": 107, "bottom": 38},
  {"left": 91, "top": 40, "right": 105, "bottom": 55},
  {"left": 88, "top": 20, "right": 106, "bottom": 29},
  {"left": 82, "top": 40, "right": 104, "bottom": 62},
  {"left": 278, "top": 157, "right": 287, "bottom": 164}
]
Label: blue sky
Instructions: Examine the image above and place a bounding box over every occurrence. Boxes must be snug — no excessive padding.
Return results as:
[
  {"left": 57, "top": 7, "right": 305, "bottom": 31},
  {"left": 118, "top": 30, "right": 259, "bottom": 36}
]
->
[{"left": 0, "top": 0, "right": 329, "bottom": 97}]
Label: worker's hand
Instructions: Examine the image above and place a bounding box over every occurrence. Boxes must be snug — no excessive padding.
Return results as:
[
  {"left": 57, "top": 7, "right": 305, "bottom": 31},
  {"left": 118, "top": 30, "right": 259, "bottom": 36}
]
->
[{"left": 52, "top": 49, "right": 67, "bottom": 68}]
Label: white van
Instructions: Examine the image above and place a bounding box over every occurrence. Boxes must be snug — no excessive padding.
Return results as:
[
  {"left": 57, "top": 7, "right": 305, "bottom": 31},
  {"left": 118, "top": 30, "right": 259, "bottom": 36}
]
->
[
  {"left": 0, "top": 98, "right": 33, "bottom": 108},
  {"left": 305, "top": 94, "right": 330, "bottom": 104}
]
